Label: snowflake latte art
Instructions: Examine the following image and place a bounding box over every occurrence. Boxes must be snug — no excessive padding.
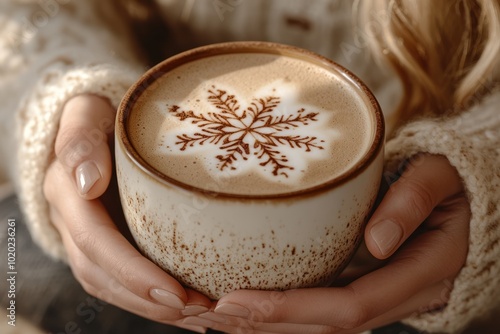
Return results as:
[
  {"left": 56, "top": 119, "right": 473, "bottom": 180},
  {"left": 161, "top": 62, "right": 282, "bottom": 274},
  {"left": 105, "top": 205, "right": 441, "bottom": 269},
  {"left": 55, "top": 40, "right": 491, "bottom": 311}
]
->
[{"left": 129, "top": 53, "right": 373, "bottom": 195}]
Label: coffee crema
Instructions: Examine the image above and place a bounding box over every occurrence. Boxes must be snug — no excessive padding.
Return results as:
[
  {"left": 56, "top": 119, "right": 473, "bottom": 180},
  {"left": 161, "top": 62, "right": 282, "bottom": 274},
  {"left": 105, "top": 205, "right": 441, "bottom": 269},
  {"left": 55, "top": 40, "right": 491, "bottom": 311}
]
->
[{"left": 128, "top": 53, "right": 374, "bottom": 195}]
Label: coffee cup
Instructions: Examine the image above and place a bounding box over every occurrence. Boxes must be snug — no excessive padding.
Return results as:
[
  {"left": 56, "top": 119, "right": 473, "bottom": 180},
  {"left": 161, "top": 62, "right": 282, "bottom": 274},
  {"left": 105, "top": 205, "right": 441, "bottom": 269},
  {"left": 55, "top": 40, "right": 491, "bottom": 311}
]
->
[{"left": 115, "top": 41, "right": 384, "bottom": 300}]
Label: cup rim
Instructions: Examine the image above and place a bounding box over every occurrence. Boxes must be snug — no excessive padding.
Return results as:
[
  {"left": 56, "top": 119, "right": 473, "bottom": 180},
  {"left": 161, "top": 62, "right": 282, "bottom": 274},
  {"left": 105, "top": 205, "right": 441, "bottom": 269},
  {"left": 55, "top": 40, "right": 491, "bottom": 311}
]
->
[{"left": 116, "top": 41, "right": 385, "bottom": 200}]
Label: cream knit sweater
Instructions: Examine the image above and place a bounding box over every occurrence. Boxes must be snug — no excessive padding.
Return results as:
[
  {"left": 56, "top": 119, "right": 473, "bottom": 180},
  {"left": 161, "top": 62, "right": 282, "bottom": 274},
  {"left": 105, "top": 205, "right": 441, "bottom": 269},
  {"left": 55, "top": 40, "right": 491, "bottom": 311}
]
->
[{"left": 0, "top": 0, "right": 499, "bottom": 333}]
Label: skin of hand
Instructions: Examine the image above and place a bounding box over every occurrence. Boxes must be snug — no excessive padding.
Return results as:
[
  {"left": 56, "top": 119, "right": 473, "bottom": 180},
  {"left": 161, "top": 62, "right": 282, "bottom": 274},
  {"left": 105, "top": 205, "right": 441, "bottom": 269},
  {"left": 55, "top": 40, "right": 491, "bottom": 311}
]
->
[
  {"left": 43, "top": 94, "right": 213, "bottom": 333},
  {"left": 182, "top": 154, "right": 470, "bottom": 333}
]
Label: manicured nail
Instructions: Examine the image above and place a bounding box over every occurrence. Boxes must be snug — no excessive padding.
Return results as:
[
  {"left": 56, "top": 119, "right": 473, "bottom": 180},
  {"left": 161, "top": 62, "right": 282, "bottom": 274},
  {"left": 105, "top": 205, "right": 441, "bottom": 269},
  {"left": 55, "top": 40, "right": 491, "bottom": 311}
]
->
[
  {"left": 370, "top": 220, "right": 403, "bottom": 256},
  {"left": 215, "top": 303, "right": 250, "bottom": 318},
  {"left": 182, "top": 316, "right": 214, "bottom": 328},
  {"left": 181, "top": 304, "right": 209, "bottom": 316},
  {"left": 150, "top": 289, "right": 185, "bottom": 310},
  {"left": 75, "top": 160, "right": 101, "bottom": 195},
  {"left": 199, "top": 311, "right": 227, "bottom": 323}
]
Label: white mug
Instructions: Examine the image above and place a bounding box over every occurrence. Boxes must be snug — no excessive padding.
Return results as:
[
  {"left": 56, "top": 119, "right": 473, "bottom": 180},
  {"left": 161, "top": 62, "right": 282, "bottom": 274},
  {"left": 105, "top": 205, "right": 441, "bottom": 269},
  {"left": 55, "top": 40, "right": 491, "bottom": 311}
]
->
[{"left": 115, "top": 42, "right": 385, "bottom": 300}]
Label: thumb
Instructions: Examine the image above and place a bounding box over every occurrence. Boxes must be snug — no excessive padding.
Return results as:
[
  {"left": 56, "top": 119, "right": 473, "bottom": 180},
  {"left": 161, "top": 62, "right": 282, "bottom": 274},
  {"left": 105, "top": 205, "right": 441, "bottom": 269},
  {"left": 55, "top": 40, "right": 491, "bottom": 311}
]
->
[
  {"left": 365, "top": 154, "right": 463, "bottom": 259},
  {"left": 55, "top": 94, "right": 116, "bottom": 199}
]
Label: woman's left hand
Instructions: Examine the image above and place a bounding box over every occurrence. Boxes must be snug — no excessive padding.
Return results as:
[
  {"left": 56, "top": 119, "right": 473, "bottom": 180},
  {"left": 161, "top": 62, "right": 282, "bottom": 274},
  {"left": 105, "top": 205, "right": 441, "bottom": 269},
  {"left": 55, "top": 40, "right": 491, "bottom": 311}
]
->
[{"left": 184, "top": 154, "right": 470, "bottom": 333}]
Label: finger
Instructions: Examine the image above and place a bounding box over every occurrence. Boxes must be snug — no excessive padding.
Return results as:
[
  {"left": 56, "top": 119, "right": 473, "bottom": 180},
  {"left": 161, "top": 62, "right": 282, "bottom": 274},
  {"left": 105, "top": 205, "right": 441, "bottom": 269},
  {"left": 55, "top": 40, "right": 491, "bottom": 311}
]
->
[
  {"left": 46, "top": 163, "right": 212, "bottom": 311},
  {"left": 47, "top": 176, "right": 185, "bottom": 321},
  {"left": 55, "top": 94, "right": 116, "bottom": 199},
  {"left": 210, "top": 281, "right": 447, "bottom": 334},
  {"left": 214, "top": 217, "right": 468, "bottom": 330},
  {"left": 365, "top": 154, "right": 463, "bottom": 259},
  {"left": 209, "top": 316, "right": 336, "bottom": 334},
  {"left": 341, "top": 281, "right": 453, "bottom": 334},
  {"left": 57, "top": 217, "right": 182, "bottom": 321},
  {"left": 68, "top": 242, "right": 207, "bottom": 331},
  {"left": 57, "top": 215, "right": 206, "bottom": 332},
  {"left": 181, "top": 289, "right": 213, "bottom": 316}
]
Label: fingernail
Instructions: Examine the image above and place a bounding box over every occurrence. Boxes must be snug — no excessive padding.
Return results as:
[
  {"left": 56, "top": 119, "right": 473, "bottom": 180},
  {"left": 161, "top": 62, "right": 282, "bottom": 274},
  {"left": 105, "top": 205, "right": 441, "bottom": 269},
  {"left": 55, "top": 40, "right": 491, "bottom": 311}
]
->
[
  {"left": 182, "top": 316, "right": 214, "bottom": 328},
  {"left": 150, "top": 289, "right": 185, "bottom": 310},
  {"left": 370, "top": 220, "right": 403, "bottom": 256},
  {"left": 199, "top": 311, "right": 227, "bottom": 323},
  {"left": 75, "top": 160, "right": 101, "bottom": 195},
  {"left": 181, "top": 304, "right": 209, "bottom": 316},
  {"left": 215, "top": 303, "right": 250, "bottom": 318}
]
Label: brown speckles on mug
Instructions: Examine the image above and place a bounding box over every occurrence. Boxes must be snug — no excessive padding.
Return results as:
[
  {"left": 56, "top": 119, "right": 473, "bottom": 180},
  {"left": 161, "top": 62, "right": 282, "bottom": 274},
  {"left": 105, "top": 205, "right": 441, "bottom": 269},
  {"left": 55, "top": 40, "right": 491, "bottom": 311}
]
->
[{"left": 121, "top": 187, "right": 376, "bottom": 300}]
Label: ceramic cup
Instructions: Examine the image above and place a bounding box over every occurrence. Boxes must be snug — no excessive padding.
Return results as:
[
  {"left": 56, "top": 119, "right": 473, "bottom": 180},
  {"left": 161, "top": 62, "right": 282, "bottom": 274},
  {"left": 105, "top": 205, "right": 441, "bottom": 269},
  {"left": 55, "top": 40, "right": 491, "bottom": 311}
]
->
[{"left": 115, "top": 42, "right": 384, "bottom": 300}]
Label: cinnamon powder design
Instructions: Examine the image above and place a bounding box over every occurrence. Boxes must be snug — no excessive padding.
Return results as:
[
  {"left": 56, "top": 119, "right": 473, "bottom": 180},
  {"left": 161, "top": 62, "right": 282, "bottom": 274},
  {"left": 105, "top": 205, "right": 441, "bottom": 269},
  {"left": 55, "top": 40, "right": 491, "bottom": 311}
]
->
[{"left": 169, "top": 86, "right": 325, "bottom": 178}]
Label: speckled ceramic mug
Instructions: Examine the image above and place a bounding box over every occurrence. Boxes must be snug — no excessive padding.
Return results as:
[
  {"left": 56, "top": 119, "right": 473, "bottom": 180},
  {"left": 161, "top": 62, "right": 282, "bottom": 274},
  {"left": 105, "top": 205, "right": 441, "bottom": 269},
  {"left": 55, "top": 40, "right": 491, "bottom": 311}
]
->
[{"left": 115, "top": 42, "right": 384, "bottom": 300}]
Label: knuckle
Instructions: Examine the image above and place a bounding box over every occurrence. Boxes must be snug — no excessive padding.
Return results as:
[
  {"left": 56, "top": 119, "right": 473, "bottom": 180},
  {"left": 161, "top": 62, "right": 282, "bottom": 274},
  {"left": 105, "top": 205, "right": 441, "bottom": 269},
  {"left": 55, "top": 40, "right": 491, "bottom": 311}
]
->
[
  {"left": 113, "top": 257, "right": 135, "bottom": 285},
  {"left": 112, "top": 255, "right": 148, "bottom": 297},
  {"left": 339, "top": 299, "right": 369, "bottom": 329},
  {"left": 71, "top": 227, "right": 97, "bottom": 256},
  {"left": 402, "top": 178, "right": 436, "bottom": 220},
  {"left": 341, "top": 309, "right": 367, "bottom": 329},
  {"left": 55, "top": 126, "right": 82, "bottom": 155},
  {"left": 55, "top": 126, "right": 105, "bottom": 169}
]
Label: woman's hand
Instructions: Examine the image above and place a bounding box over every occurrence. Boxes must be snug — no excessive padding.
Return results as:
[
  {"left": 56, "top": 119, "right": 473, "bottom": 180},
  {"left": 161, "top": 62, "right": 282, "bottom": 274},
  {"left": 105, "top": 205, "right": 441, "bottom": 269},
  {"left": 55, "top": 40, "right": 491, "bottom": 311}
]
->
[
  {"left": 190, "top": 154, "right": 470, "bottom": 333},
  {"left": 43, "top": 94, "right": 213, "bottom": 333}
]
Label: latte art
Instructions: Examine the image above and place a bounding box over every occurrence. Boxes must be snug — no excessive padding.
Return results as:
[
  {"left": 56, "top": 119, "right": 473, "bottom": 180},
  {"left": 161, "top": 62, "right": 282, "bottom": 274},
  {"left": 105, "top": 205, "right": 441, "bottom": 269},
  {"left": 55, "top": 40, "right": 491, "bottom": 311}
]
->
[
  {"left": 129, "top": 53, "right": 373, "bottom": 195},
  {"left": 162, "top": 82, "right": 330, "bottom": 182}
]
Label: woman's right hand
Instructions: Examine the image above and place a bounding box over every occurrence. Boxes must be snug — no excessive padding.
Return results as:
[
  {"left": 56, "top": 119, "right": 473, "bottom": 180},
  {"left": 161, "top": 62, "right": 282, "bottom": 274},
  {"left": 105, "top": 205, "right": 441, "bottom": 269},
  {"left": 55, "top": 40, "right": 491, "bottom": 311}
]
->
[{"left": 43, "top": 94, "right": 213, "bottom": 333}]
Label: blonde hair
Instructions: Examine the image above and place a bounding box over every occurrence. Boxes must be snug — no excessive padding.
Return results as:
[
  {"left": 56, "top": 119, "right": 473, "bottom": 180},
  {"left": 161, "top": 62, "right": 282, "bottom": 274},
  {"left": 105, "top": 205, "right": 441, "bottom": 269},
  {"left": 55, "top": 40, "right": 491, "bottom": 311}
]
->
[{"left": 356, "top": 0, "right": 500, "bottom": 123}]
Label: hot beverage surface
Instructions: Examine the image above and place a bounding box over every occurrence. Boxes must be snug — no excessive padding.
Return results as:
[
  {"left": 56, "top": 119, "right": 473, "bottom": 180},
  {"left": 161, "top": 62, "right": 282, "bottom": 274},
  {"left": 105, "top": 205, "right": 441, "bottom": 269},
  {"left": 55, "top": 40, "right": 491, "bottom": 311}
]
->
[{"left": 128, "top": 53, "right": 374, "bottom": 195}]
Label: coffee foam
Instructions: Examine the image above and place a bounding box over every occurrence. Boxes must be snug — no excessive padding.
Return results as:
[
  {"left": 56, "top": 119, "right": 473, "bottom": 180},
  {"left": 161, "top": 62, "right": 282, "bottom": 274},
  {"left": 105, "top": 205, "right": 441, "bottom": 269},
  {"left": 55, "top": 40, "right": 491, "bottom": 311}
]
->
[{"left": 128, "top": 53, "right": 373, "bottom": 195}]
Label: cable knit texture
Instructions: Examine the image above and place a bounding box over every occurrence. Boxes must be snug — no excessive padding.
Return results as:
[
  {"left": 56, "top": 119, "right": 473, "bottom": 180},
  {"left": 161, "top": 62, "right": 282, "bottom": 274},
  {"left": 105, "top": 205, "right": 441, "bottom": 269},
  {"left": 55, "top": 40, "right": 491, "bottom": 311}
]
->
[
  {"left": 0, "top": 0, "right": 499, "bottom": 333},
  {"left": 386, "top": 90, "right": 500, "bottom": 332},
  {"left": 17, "top": 65, "right": 141, "bottom": 260},
  {"left": 0, "top": 0, "right": 143, "bottom": 259}
]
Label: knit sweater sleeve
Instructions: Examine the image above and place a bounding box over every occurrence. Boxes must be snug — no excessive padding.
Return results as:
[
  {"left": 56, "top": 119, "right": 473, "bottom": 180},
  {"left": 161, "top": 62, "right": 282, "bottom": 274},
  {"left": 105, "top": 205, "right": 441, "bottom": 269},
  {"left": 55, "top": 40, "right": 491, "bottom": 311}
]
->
[
  {"left": 0, "top": 0, "right": 144, "bottom": 261},
  {"left": 385, "top": 90, "right": 500, "bottom": 332}
]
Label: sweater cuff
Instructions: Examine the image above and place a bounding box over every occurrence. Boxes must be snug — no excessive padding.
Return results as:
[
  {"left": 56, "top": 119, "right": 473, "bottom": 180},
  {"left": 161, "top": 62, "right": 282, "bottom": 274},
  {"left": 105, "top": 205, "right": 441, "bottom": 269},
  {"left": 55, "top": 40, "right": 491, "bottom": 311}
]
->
[
  {"left": 384, "top": 92, "right": 500, "bottom": 332},
  {"left": 16, "top": 63, "right": 141, "bottom": 262}
]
